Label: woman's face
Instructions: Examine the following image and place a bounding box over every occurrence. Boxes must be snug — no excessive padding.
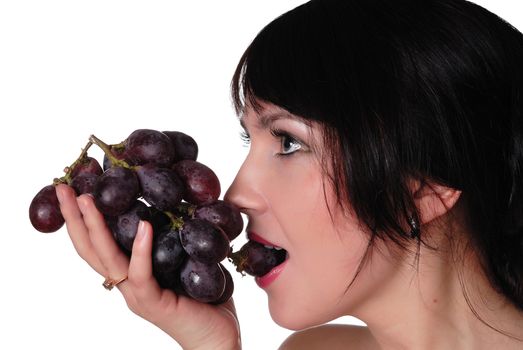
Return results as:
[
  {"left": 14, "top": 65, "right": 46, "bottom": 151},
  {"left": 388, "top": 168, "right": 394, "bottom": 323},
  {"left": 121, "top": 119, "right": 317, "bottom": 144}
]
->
[{"left": 224, "top": 102, "right": 396, "bottom": 330}]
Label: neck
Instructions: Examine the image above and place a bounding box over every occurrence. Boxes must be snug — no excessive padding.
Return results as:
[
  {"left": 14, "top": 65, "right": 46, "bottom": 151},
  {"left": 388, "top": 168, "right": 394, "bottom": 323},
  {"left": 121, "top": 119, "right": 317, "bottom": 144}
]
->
[{"left": 350, "top": 238, "right": 523, "bottom": 350}]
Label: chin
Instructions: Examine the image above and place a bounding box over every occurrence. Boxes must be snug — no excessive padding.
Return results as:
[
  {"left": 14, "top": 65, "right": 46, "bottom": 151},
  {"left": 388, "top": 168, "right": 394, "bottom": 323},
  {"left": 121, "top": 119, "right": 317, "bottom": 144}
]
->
[{"left": 268, "top": 298, "right": 326, "bottom": 331}]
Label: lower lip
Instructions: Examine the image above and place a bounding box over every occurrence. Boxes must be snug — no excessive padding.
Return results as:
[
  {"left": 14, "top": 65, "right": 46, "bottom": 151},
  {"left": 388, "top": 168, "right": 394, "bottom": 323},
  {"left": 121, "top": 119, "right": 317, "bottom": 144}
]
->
[{"left": 255, "top": 259, "right": 288, "bottom": 289}]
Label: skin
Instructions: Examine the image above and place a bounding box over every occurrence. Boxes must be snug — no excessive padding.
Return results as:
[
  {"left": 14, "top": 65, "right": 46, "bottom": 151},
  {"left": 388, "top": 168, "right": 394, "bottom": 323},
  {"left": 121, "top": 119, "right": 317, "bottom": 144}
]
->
[
  {"left": 56, "top": 101, "right": 523, "bottom": 349},
  {"left": 55, "top": 187, "right": 241, "bottom": 350},
  {"left": 230, "top": 103, "right": 376, "bottom": 330}
]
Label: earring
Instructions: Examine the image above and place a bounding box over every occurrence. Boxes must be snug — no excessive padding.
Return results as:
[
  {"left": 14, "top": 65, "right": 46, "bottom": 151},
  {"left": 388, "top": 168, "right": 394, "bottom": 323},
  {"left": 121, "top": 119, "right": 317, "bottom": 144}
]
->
[{"left": 408, "top": 215, "right": 420, "bottom": 238}]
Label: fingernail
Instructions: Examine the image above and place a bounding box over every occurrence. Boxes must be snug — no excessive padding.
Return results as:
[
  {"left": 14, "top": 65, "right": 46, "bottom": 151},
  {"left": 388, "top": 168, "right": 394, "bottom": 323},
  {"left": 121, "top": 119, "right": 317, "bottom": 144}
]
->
[
  {"left": 77, "top": 196, "right": 87, "bottom": 210},
  {"left": 136, "top": 220, "right": 146, "bottom": 241},
  {"left": 55, "top": 186, "right": 63, "bottom": 202}
]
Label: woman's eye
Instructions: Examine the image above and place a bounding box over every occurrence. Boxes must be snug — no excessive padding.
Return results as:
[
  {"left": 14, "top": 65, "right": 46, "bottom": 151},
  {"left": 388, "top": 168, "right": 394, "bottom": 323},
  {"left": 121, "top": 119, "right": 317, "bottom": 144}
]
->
[
  {"left": 271, "top": 130, "right": 302, "bottom": 156},
  {"left": 280, "top": 134, "right": 301, "bottom": 155}
]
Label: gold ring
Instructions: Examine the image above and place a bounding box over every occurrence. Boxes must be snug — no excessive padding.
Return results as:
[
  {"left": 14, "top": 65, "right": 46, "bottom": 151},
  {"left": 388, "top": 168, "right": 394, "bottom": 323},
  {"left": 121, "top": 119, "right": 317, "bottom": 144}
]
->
[{"left": 102, "top": 276, "right": 127, "bottom": 291}]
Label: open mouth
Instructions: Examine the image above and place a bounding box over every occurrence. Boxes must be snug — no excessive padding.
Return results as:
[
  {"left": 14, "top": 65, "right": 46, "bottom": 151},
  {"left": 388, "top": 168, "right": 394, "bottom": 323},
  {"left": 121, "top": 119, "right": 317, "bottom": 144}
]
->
[{"left": 229, "top": 234, "right": 288, "bottom": 277}]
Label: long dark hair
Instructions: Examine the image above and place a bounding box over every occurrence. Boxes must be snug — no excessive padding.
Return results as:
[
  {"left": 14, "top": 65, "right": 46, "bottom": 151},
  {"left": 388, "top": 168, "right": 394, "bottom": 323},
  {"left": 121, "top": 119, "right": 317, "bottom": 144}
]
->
[{"left": 232, "top": 0, "right": 523, "bottom": 312}]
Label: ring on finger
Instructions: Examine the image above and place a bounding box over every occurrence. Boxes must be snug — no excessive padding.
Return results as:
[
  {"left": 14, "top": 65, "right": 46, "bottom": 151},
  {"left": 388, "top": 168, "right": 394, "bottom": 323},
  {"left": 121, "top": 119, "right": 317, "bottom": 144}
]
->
[{"left": 102, "top": 276, "right": 128, "bottom": 291}]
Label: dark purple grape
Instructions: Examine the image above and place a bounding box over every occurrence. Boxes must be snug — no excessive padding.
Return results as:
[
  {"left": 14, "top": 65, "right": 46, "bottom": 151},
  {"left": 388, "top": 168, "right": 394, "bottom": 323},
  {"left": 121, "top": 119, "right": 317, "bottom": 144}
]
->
[
  {"left": 194, "top": 200, "right": 243, "bottom": 240},
  {"left": 93, "top": 166, "right": 140, "bottom": 216},
  {"left": 106, "top": 200, "right": 149, "bottom": 254},
  {"left": 70, "top": 156, "right": 103, "bottom": 178},
  {"left": 179, "top": 218, "right": 230, "bottom": 264},
  {"left": 70, "top": 173, "right": 99, "bottom": 195},
  {"left": 147, "top": 206, "right": 172, "bottom": 232},
  {"left": 125, "top": 129, "right": 175, "bottom": 167},
  {"left": 173, "top": 160, "right": 220, "bottom": 205},
  {"left": 163, "top": 131, "right": 198, "bottom": 162},
  {"left": 229, "top": 240, "right": 287, "bottom": 277},
  {"left": 152, "top": 227, "right": 186, "bottom": 277},
  {"left": 103, "top": 145, "right": 128, "bottom": 171},
  {"left": 135, "top": 164, "right": 185, "bottom": 211},
  {"left": 212, "top": 264, "right": 234, "bottom": 305},
  {"left": 155, "top": 269, "right": 186, "bottom": 295},
  {"left": 29, "top": 185, "right": 65, "bottom": 233},
  {"left": 180, "top": 258, "right": 225, "bottom": 303}
]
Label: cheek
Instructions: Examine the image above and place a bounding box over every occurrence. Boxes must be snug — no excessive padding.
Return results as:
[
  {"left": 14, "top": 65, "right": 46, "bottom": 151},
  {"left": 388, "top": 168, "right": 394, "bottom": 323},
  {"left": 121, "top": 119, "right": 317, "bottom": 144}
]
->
[
  {"left": 263, "top": 162, "right": 373, "bottom": 329},
  {"left": 267, "top": 228, "right": 371, "bottom": 330},
  {"left": 265, "top": 156, "right": 327, "bottom": 222}
]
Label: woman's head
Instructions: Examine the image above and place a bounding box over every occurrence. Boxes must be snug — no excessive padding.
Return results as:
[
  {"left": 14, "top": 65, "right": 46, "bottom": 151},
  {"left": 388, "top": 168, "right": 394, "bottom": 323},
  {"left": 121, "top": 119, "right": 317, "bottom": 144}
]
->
[
  {"left": 228, "top": 0, "right": 523, "bottom": 327},
  {"left": 225, "top": 101, "right": 382, "bottom": 329}
]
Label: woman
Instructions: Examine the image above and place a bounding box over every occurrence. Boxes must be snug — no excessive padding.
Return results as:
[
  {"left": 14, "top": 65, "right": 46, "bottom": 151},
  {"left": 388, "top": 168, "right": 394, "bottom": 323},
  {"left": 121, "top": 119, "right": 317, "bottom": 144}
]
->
[{"left": 55, "top": 0, "right": 523, "bottom": 348}]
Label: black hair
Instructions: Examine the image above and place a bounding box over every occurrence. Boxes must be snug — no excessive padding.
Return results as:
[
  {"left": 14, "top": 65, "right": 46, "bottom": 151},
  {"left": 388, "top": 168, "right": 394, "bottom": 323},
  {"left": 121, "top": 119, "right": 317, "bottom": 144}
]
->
[{"left": 232, "top": 0, "right": 523, "bottom": 315}]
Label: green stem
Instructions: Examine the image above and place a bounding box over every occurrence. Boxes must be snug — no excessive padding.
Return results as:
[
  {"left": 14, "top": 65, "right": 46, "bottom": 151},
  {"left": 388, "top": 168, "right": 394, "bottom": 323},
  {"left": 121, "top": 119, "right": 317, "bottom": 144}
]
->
[
  {"left": 112, "top": 141, "right": 125, "bottom": 150},
  {"left": 53, "top": 140, "right": 93, "bottom": 185},
  {"left": 228, "top": 249, "right": 247, "bottom": 275},
  {"left": 89, "top": 134, "right": 132, "bottom": 169},
  {"left": 176, "top": 202, "right": 197, "bottom": 218},
  {"left": 165, "top": 211, "right": 184, "bottom": 231}
]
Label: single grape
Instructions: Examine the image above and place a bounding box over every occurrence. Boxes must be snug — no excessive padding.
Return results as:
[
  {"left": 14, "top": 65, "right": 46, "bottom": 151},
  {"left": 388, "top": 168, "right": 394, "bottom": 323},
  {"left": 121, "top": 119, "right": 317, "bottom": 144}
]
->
[
  {"left": 29, "top": 185, "right": 65, "bottom": 233},
  {"left": 163, "top": 131, "right": 198, "bottom": 162},
  {"left": 194, "top": 200, "right": 243, "bottom": 240},
  {"left": 70, "top": 156, "right": 103, "bottom": 178},
  {"left": 93, "top": 166, "right": 140, "bottom": 216},
  {"left": 180, "top": 258, "right": 226, "bottom": 303},
  {"left": 135, "top": 164, "right": 185, "bottom": 211},
  {"left": 173, "top": 160, "right": 220, "bottom": 205},
  {"left": 106, "top": 200, "right": 149, "bottom": 254},
  {"left": 155, "top": 270, "right": 186, "bottom": 295},
  {"left": 152, "top": 227, "right": 186, "bottom": 278},
  {"left": 229, "top": 240, "right": 287, "bottom": 277},
  {"left": 70, "top": 173, "right": 99, "bottom": 195},
  {"left": 146, "top": 206, "right": 172, "bottom": 232},
  {"left": 211, "top": 264, "right": 234, "bottom": 305},
  {"left": 125, "top": 129, "right": 175, "bottom": 167},
  {"left": 102, "top": 145, "right": 128, "bottom": 170},
  {"left": 179, "top": 218, "right": 230, "bottom": 264}
]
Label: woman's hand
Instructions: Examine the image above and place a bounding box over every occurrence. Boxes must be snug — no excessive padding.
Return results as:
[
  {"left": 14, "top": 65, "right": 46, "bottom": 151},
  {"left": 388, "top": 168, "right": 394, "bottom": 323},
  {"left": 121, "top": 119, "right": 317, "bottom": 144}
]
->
[{"left": 55, "top": 184, "right": 241, "bottom": 350}]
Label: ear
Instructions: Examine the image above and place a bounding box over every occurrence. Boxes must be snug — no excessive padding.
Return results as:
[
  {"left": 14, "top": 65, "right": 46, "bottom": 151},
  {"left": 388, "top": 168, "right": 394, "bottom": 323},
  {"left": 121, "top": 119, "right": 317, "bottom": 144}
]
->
[{"left": 412, "top": 181, "right": 462, "bottom": 225}]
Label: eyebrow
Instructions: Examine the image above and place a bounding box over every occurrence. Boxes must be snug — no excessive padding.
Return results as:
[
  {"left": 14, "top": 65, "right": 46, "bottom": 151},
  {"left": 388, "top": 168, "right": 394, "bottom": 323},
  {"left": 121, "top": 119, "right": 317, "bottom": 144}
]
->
[{"left": 239, "top": 110, "right": 309, "bottom": 132}]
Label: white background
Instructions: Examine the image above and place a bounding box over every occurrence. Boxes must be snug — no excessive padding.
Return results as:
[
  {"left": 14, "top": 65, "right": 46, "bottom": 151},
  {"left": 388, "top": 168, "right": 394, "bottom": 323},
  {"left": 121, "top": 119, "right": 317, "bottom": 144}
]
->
[{"left": 0, "top": 1, "right": 521, "bottom": 349}]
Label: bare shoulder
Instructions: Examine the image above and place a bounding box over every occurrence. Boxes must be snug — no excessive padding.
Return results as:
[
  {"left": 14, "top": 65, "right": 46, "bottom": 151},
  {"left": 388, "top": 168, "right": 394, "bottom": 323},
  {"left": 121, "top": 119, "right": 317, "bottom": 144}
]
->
[{"left": 278, "top": 324, "right": 380, "bottom": 350}]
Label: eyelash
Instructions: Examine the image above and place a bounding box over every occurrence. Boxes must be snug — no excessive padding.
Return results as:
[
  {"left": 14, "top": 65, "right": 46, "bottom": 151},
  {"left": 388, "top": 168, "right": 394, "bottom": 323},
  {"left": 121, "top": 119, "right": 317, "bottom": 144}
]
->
[
  {"left": 270, "top": 129, "right": 302, "bottom": 156},
  {"left": 239, "top": 129, "right": 303, "bottom": 156},
  {"left": 240, "top": 130, "right": 251, "bottom": 146}
]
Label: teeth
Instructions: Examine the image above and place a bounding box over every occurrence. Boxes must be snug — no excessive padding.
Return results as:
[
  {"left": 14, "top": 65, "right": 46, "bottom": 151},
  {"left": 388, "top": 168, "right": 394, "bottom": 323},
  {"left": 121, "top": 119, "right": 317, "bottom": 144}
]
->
[{"left": 263, "top": 244, "right": 284, "bottom": 250}]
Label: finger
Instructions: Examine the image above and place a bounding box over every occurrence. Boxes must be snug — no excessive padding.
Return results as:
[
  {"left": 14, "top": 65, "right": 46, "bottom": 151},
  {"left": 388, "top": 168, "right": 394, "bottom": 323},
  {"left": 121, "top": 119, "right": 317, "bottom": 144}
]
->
[
  {"left": 220, "top": 298, "right": 237, "bottom": 319},
  {"left": 127, "top": 220, "right": 163, "bottom": 301},
  {"left": 77, "top": 194, "right": 129, "bottom": 282},
  {"left": 55, "top": 184, "right": 106, "bottom": 275}
]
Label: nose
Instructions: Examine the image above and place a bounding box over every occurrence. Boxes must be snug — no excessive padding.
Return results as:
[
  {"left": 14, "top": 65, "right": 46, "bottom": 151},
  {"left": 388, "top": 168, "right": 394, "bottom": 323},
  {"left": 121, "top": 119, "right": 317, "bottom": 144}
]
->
[{"left": 224, "top": 153, "right": 266, "bottom": 215}]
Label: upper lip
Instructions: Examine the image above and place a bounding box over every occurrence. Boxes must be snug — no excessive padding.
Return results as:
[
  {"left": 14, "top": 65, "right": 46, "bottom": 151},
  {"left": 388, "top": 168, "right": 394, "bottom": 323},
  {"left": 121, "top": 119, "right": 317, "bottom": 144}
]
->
[{"left": 247, "top": 231, "right": 283, "bottom": 248}]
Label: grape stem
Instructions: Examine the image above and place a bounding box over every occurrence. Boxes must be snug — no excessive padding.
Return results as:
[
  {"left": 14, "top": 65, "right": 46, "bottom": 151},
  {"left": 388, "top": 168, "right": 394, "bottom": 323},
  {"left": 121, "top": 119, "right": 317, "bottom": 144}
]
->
[
  {"left": 53, "top": 140, "right": 93, "bottom": 185},
  {"left": 89, "top": 134, "right": 132, "bottom": 169},
  {"left": 164, "top": 211, "right": 184, "bottom": 231},
  {"left": 228, "top": 250, "right": 247, "bottom": 276},
  {"left": 176, "top": 202, "right": 196, "bottom": 217}
]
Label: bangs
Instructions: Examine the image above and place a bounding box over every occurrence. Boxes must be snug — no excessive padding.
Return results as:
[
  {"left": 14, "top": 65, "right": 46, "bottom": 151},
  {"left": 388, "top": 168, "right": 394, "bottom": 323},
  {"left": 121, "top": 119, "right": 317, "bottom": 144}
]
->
[
  {"left": 230, "top": 0, "right": 417, "bottom": 240},
  {"left": 230, "top": 5, "right": 306, "bottom": 116},
  {"left": 230, "top": 0, "right": 362, "bottom": 123}
]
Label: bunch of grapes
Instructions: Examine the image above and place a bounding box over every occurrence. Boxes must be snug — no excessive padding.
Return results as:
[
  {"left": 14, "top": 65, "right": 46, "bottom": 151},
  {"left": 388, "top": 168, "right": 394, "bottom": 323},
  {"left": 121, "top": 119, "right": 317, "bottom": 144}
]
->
[{"left": 29, "top": 129, "right": 243, "bottom": 304}]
